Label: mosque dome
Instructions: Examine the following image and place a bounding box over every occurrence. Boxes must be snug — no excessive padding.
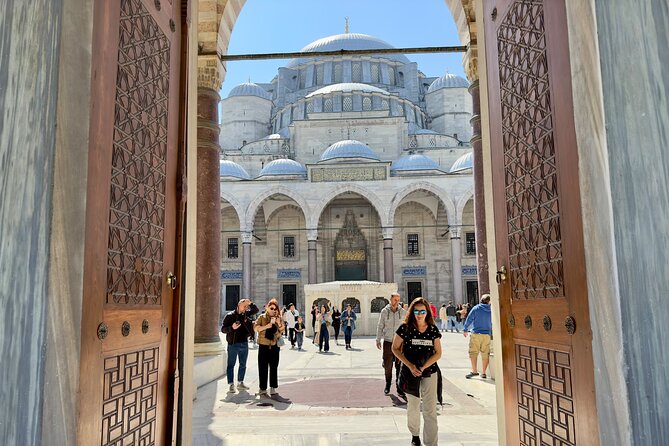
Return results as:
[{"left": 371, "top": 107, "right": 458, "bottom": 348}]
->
[
  {"left": 391, "top": 153, "right": 442, "bottom": 172},
  {"left": 263, "top": 133, "right": 283, "bottom": 140},
  {"left": 427, "top": 72, "right": 469, "bottom": 93},
  {"left": 257, "top": 158, "right": 307, "bottom": 177},
  {"left": 227, "top": 82, "right": 272, "bottom": 100},
  {"left": 287, "top": 33, "right": 410, "bottom": 68},
  {"left": 306, "top": 83, "right": 390, "bottom": 98},
  {"left": 219, "top": 160, "right": 251, "bottom": 180},
  {"left": 449, "top": 151, "right": 473, "bottom": 173},
  {"left": 319, "top": 140, "right": 381, "bottom": 162}
]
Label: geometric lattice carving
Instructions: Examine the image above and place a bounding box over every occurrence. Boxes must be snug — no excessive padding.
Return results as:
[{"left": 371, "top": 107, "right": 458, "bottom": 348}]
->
[
  {"left": 516, "top": 345, "right": 574, "bottom": 445},
  {"left": 101, "top": 348, "right": 159, "bottom": 445},
  {"left": 106, "top": 0, "right": 171, "bottom": 305},
  {"left": 498, "top": 0, "right": 564, "bottom": 299}
]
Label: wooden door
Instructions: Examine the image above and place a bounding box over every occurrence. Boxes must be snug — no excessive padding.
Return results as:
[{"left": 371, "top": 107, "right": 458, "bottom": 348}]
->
[
  {"left": 78, "top": 0, "right": 182, "bottom": 444},
  {"left": 483, "top": 1, "right": 600, "bottom": 444}
]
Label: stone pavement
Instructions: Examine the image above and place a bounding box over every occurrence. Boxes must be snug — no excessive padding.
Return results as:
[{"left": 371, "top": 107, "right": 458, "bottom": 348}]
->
[{"left": 192, "top": 332, "right": 498, "bottom": 446}]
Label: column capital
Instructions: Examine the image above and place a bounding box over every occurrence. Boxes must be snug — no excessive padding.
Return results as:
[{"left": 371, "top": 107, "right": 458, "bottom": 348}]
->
[
  {"left": 382, "top": 227, "right": 394, "bottom": 239},
  {"left": 464, "top": 45, "right": 479, "bottom": 83},
  {"left": 241, "top": 231, "right": 253, "bottom": 244},
  {"left": 197, "top": 55, "right": 224, "bottom": 91},
  {"left": 307, "top": 228, "right": 318, "bottom": 241},
  {"left": 450, "top": 227, "right": 462, "bottom": 239}
]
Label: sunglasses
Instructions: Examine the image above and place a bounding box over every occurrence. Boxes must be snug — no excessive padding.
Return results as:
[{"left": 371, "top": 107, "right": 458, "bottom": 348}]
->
[{"left": 413, "top": 310, "right": 427, "bottom": 315}]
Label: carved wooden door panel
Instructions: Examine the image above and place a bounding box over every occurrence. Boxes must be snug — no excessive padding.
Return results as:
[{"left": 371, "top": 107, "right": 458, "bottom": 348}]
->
[
  {"left": 78, "top": 0, "right": 181, "bottom": 444},
  {"left": 483, "top": 1, "right": 600, "bottom": 445}
]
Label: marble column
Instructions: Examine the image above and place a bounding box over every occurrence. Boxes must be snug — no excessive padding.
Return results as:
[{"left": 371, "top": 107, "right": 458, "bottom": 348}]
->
[
  {"left": 469, "top": 78, "right": 490, "bottom": 295},
  {"left": 242, "top": 231, "right": 253, "bottom": 299},
  {"left": 450, "top": 227, "right": 463, "bottom": 304},
  {"left": 307, "top": 229, "right": 318, "bottom": 284},
  {"left": 383, "top": 227, "right": 394, "bottom": 283},
  {"left": 194, "top": 57, "right": 224, "bottom": 354}
]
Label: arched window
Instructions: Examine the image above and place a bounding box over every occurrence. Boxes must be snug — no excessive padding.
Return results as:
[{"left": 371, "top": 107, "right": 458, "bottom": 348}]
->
[
  {"left": 389, "top": 67, "right": 396, "bottom": 86},
  {"left": 299, "top": 69, "right": 306, "bottom": 89},
  {"left": 316, "top": 64, "right": 324, "bottom": 85},
  {"left": 306, "top": 100, "right": 314, "bottom": 114},
  {"left": 362, "top": 97, "right": 372, "bottom": 111},
  {"left": 371, "top": 64, "right": 380, "bottom": 83},
  {"left": 371, "top": 297, "right": 389, "bottom": 313},
  {"left": 342, "top": 298, "right": 361, "bottom": 313},
  {"left": 324, "top": 98, "right": 333, "bottom": 112},
  {"left": 343, "top": 96, "right": 353, "bottom": 112},
  {"left": 381, "top": 99, "right": 389, "bottom": 110},
  {"left": 352, "top": 62, "right": 362, "bottom": 82},
  {"left": 334, "top": 63, "right": 342, "bottom": 83},
  {"left": 312, "top": 298, "right": 330, "bottom": 311},
  {"left": 398, "top": 72, "right": 405, "bottom": 87}
]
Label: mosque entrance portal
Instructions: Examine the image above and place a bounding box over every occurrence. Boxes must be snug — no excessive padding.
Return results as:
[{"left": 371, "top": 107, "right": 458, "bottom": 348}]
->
[{"left": 334, "top": 210, "right": 368, "bottom": 281}]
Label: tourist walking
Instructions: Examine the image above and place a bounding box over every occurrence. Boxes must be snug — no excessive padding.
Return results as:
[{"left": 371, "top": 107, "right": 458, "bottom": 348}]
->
[
  {"left": 254, "top": 299, "right": 284, "bottom": 396},
  {"left": 341, "top": 303, "right": 357, "bottom": 349},
  {"left": 438, "top": 304, "right": 448, "bottom": 332},
  {"left": 315, "top": 303, "right": 333, "bottom": 352},
  {"left": 392, "top": 297, "right": 442, "bottom": 446},
  {"left": 332, "top": 306, "right": 341, "bottom": 345},
  {"left": 446, "top": 301, "right": 459, "bottom": 332},
  {"left": 284, "top": 303, "right": 299, "bottom": 348},
  {"left": 294, "top": 316, "right": 305, "bottom": 350},
  {"left": 463, "top": 294, "right": 492, "bottom": 379},
  {"left": 310, "top": 304, "right": 318, "bottom": 340},
  {"left": 375, "top": 292, "right": 406, "bottom": 396},
  {"left": 221, "top": 298, "right": 259, "bottom": 393}
]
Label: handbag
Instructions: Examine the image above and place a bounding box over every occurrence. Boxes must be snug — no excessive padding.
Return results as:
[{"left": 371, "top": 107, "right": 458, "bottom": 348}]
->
[{"left": 277, "top": 336, "right": 285, "bottom": 348}]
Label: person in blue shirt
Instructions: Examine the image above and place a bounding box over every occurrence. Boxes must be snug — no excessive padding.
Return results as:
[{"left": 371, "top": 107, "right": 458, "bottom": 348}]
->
[{"left": 462, "top": 294, "right": 492, "bottom": 379}]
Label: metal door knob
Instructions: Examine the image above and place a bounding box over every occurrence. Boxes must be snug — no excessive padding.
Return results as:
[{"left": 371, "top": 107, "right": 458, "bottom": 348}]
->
[
  {"left": 496, "top": 265, "right": 507, "bottom": 284},
  {"left": 166, "top": 272, "right": 177, "bottom": 290}
]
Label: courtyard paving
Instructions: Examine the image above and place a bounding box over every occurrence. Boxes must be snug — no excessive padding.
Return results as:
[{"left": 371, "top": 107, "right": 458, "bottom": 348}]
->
[{"left": 192, "top": 332, "right": 498, "bottom": 446}]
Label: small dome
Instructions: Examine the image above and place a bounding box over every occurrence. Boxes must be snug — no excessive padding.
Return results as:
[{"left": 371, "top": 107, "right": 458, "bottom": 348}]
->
[
  {"left": 287, "top": 33, "right": 410, "bottom": 68},
  {"left": 391, "top": 154, "right": 442, "bottom": 172},
  {"left": 427, "top": 73, "right": 469, "bottom": 93},
  {"left": 306, "top": 83, "right": 390, "bottom": 98},
  {"left": 227, "top": 82, "right": 272, "bottom": 100},
  {"left": 219, "top": 160, "right": 250, "bottom": 180},
  {"left": 449, "top": 151, "right": 473, "bottom": 173},
  {"left": 258, "top": 158, "right": 306, "bottom": 177},
  {"left": 263, "top": 133, "right": 283, "bottom": 140},
  {"left": 320, "top": 140, "right": 380, "bottom": 162}
]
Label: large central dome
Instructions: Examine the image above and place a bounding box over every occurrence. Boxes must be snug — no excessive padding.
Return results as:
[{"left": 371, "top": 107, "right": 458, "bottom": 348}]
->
[{"left": 287, "top": 33, "right": 410, "bottom": 68}]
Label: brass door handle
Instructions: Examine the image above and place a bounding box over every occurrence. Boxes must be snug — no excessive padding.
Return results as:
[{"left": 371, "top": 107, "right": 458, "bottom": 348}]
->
[
  {"left": 496, "top": 265, "right": 507, "bottom": 284},
  {"left": 166, "top": 272, "right": 177, "bottom": 290}
]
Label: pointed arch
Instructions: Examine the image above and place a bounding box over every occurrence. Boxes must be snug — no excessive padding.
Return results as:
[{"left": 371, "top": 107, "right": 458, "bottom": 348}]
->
[
  {"left": 455, "top": 185, "right": 475, "bottom": 226},
  {"left": 388, "top": 181, "right": 457, "bottom": 226},
  {"left": 244, "top": 186, "right": 310, "bottom": 232},
  {"left": 310, "top": 184, "right": 389, "bottom": 228},
  {"left": 220, "top": 190, "right": 245, "bottom": 228}
]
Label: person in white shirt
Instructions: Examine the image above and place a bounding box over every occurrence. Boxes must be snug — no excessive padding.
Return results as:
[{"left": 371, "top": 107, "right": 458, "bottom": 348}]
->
[{"left": 283, "top": 303, "right": 299, "bottom": 348}]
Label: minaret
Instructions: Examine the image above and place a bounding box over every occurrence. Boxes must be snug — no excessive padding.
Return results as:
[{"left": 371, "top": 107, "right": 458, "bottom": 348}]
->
[{"left": 345, "top": 17, "right": 349, "bottom": 33}]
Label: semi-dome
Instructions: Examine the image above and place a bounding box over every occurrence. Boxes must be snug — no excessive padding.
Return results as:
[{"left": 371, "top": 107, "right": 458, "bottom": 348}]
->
[
  {"left": 257, "top": 158, "right": 307, "bottom": 177},
  {"left": 427, "top": 72, "right": 469, "bottom": 93},
  {"left": 408, "top": 123, "right": 437, "bottom": 135},
  {"left": 227, "top": 82, "right": 272, "bottom": 100},
  {"left": 391, "top": 153, "right": 442, "bottom": 172},
  {"left": 306, "top": 83, "right": 390, "bottom": 98},
  {"left": 263, "top": 133, "right": 283, "bottom": 140},
  {"left": 449, "top": 151, "right": 473, "bottom": 173},
  {"left": 287, "top": 33, "right": 411, "bottom": 68},
  {"left": 319, "top": 140, "right": 380, "bottom": 162},
  {"left": 219, "top": 160, "right": 251, "bottom": 180}
]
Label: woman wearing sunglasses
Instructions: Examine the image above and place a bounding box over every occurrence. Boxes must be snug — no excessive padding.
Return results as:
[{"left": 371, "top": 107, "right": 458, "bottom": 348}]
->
[
  {"left": 254, "top": 298, "right": 285, "bottom": 396},
  {"left": 392, "top": 297, "right": 442, "bottom": 446}
]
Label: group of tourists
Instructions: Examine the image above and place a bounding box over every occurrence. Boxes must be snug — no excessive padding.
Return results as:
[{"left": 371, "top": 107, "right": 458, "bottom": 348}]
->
[{"left": 221, "top": 292, "right": 492, "bottom": 446}]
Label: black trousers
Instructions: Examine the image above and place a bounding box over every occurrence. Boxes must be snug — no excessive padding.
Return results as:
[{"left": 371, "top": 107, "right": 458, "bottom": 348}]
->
[
  {"left": 289, "top": 327, "right": 296, "bottom": 346},
  {"left": 258, "top": 344, "right": 280, "bottom": 390},
  {"left": 333, "top": 322, "right": 340, "bottom": 340},
  {"left": 383, "top": 340, "right": 401, "bottom": 386}
]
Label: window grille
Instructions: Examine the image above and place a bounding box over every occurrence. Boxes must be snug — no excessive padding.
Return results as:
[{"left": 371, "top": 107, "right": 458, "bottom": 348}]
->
[
  {"left": 324, "top": 98, "right": 333, "bottom": 112},
  {"left": 299, "top": 70, "right": 306, "bottom": 89},
  {"left": 316, "top": 64, "right": 324, "bottom": 85},
  {"left": 381, "top": 99, "right": 389, "bottom": 110},
  {"left": 392, "top": 101, "right": 402, "bottom": 116},
  {"left": 352, "top": 62, "right": 362, "bottom": 82},
  {"left": 371, "top": 64, "right": 380, "bottom": 83},
  {"left": 466, "top": 232, "right": 476, "bottom": 255},
  {"left": 227, "top": 238, "right": 239, "bottom": 259},
  {"left": 371, "top": 297, "right": 389, "bottom": 313},
  {"left": 334, "top": 63, "right": 342, "bottom": 83},
  {"left": 343, "top": 96, "right": 353, "bottom": 112},
  {"left": 362, "top": 97, "right": 372, "bottom": 111},
  {"left": 389, "top": 67, "right": 396, "bottom": 85},
  {"left": 407, "top": 233, "right": 419, "bottom": 256},
  {"left": 306, "top": 100, "right": 314, "bottom": 114},
  {"left": 283, "top": 236, "right": 295, "bottom": 258}
]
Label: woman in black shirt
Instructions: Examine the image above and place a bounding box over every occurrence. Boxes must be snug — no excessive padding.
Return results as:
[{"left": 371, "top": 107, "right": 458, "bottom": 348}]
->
[
  {"left": 331, "top": 306, "right": 341, "bottom": 345},
  {"left": 392, "top": 297, "right": 442, "bottom": 446}
]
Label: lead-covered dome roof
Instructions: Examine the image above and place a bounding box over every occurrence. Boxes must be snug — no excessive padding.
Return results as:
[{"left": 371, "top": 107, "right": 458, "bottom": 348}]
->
[
  {"left": 257, "top": 158, "right": 307, "bottom": 177},
  {"left": 391, "top": 153, "right": 442, "bottom": 172},
  {"left": 319, "top": 140, "right": 381, "bottom": 162},
  {"left": 227, "top": 82, "right": 272, "bottom": 100},
  {"left": 427, "top": 72, "right": 469, "bottom": 93},
  {"left": 287, "top": 33, "right": 411, "bottom": 68},
  {"left": 220, "top": 160, "right": 251, "bottom": 180},
  {"left": 449, "top": 151, "right": 473, "bottom": 173}
]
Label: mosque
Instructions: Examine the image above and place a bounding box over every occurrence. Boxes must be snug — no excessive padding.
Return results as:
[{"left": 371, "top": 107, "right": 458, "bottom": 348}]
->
[{"left": 217, "top": 32, "right": 478, "bottom": 313}]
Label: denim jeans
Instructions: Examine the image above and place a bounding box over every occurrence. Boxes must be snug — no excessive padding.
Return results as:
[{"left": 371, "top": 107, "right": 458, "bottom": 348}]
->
[
  {"left": 295, "top": 331, "right": 304, "bottom": 349},
  {"left": 318, "top": 324, "right": 330, "bottom": 351},
  {"left": 344, "top": 325, "right": 353, "bottom": 346},
  {"left": 227, "top": 342, "right": 249, "bottom": 384},
  {"left": 448, "top": 316, "right": 459, "bottom": 332}
]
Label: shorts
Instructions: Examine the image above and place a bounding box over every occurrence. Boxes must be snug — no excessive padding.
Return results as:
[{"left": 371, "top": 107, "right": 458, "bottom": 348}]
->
[{"left": 468, "top": 333, "right": 491, "bottom": 359}]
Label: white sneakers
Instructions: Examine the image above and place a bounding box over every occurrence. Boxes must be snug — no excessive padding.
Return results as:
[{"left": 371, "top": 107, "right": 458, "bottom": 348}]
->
[
  {"left": 258, "top": 389, "right": 269, "bottom": 397},
  {"left": 228, "top": 384, "right": 235, "bottom": 393},
  {"left": 237, "top": 382, "right": 249, "bottom": 390}
]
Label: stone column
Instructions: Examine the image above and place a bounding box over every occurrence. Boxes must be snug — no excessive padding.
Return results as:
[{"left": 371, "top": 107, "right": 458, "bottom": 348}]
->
[
  {"left": 307, "top": 229, "right": 318, "bottom": 284},
  {"left": 242, "top": 231, "right": 253, "bottom": 299},
  {"left": 450, "top": 227, "right": 463, "bottom": 304},
  {"left": 469, "top": 77, "right": 490, "bottom": 296},
  {"left": 194, "top": 56, "right": 224, "bottom": 354},
  {"left": 383, "top": 227, "right": 394, "bottom": 283}
]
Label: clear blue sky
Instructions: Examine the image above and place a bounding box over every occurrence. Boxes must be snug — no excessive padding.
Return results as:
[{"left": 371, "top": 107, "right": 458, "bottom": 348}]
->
[{"left": 220, "top": 0, "right": 466, "bottom": 98}]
